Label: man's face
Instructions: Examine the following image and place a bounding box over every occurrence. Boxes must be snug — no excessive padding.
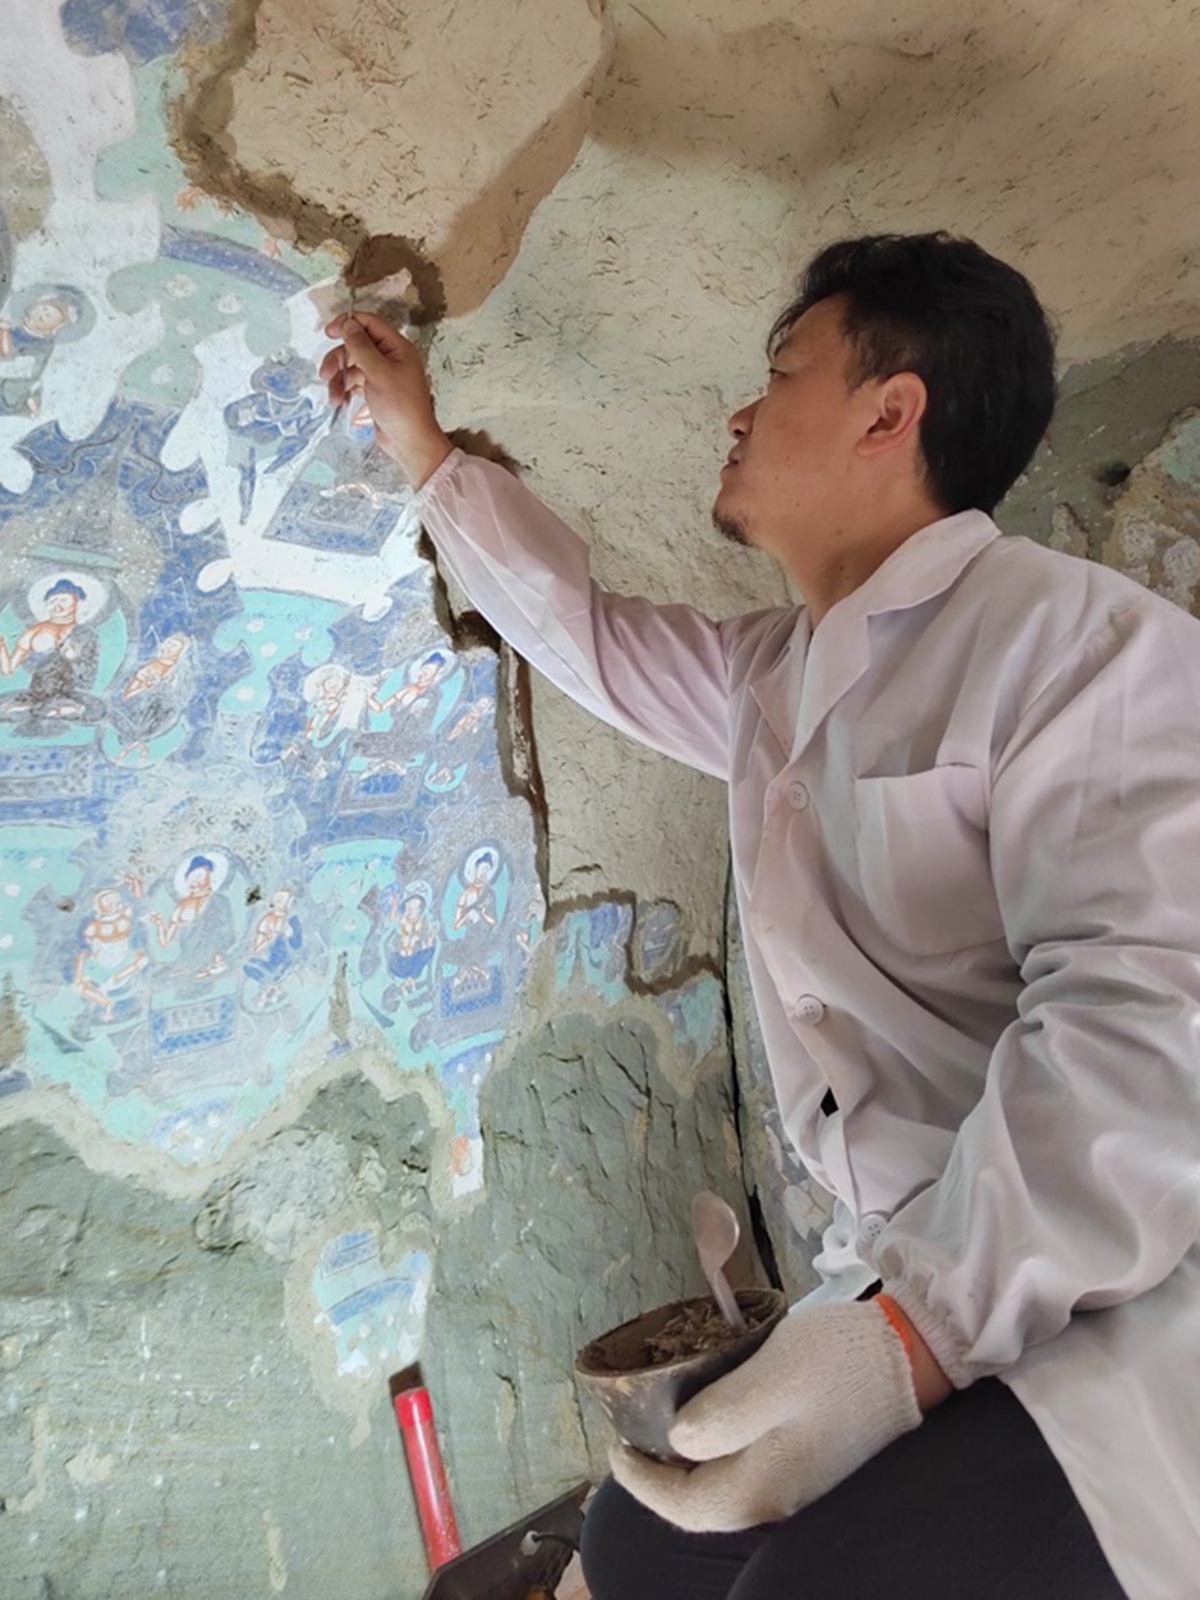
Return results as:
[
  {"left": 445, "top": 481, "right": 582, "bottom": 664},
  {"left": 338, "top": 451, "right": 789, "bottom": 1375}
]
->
[
  {"left": 712, "top": 295, "right": 872, "bottom": 558},
  {"left": 47, "top": 592, "right": 77, "bottom": 621}
]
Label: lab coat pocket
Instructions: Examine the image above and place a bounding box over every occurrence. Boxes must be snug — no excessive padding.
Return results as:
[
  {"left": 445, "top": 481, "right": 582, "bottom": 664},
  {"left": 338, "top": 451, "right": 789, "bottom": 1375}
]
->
[{"left": 853, "top": 765, "right": 1004, "bottom": 956}]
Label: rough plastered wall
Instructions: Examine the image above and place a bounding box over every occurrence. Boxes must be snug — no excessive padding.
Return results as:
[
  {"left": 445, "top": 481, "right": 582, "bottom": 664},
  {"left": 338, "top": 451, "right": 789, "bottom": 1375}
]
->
[{"left": 2, "top": 0, "right": 1200, "bottom": 1596}]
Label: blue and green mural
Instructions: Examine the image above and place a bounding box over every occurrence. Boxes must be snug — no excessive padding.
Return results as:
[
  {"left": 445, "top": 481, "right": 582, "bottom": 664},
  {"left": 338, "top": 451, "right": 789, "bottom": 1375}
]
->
[
  {"left": 0, "top": 0, "right": 542, "bottom": 1196},
  {"left": 0, "top": 0, "right": 727, "bottom": 1209}
]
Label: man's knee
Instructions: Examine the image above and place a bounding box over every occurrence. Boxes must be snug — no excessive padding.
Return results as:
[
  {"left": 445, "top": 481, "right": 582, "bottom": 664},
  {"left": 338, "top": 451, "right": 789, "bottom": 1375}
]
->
[
  {"left": 579, "top": 1478, "right": 642, "bottom": 1600},
  {"left": 581, "top": 1476, "right": 759, "bottom": 1600}
]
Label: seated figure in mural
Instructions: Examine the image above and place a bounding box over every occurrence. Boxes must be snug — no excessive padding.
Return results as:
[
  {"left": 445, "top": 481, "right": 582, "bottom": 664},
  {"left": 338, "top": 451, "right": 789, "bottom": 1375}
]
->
[
  {"left": 514, "top": 889, "right": 546, "bottom": 958},
  {"left": 122, "top": 632, "right": 190, "bottom": 701},
  {"left": 444, "top": 691, "right": 494, "bottom": 743},
  {"left": 276, "top": 663, "right": 370, "bottom": 785},
  {"left": 379, "top": 880, "right": 438, "bottom": 1011},
  {"left": 452, "top": 848, "right": 499, "bottom": 933},
  {"left": 322, "top": 244, "right": 1197, "bottom": 1600},
  {"left": 241, "top": 889, "right": 302, "bottom": 1011},
  {"left": 368, "top": 648, "right": 450, "bottom": 721},
  {"left": 304, "top": 667, "right": 350, "bottom": 744},
  {"left": 110, "top": 632, "right": 192, "bottom": 761},
  {"left": 145, "top": 854, "right": 234, "bottom": 983},
  {"left": 72, "top": 883, "right": 148, "bottom": 1023},
  {"left": 0, "top": 575, "right": 105, "bottom": 734},
  {"left": 0, "top": 284, "right": 93, "bottom": 416},
  {"left": 447, "top": 847, "right": 504, "bottom": 999}
]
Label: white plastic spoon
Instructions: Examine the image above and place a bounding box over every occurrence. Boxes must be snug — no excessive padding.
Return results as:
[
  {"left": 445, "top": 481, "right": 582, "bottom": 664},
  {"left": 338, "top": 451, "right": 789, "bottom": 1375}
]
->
[{"left": 691, "top": 1191, "right": 748, "bottom": 1335}]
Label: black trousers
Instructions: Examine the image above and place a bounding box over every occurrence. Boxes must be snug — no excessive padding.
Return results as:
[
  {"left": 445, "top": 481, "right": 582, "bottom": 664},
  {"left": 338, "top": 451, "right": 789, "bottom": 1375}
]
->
[{"left": 580, "top": 1378, "right": 1128, "bottom": 1600}]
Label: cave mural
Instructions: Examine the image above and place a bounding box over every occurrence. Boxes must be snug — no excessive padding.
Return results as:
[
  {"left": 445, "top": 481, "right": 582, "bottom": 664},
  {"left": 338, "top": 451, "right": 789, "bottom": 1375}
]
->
[{"left": 0, "top": 0, "right": 543, "bottom": 1199}]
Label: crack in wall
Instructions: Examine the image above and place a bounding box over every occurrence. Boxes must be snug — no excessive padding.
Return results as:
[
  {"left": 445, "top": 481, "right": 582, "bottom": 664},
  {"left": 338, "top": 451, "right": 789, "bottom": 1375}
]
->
[
  {"left": 414, "top": 430, "right": 552, "bottom": 909},
  {"left": 415, "top": 458, "right": 728, "bottom": 989},
  {"left": 169, "top": 0, "right": 448, "bottom": 321},
  {"left": 417, "top": 440, "right": 735, "bottom": 977},
  {"left": 167, "top": 0, "right": 609, "bottom": 322},
  {"left": 720, "top": 858, "right": 781, "bottom": 1292},
  {"left": 542, "top": 883, "right": 722, "bottom": 996}
]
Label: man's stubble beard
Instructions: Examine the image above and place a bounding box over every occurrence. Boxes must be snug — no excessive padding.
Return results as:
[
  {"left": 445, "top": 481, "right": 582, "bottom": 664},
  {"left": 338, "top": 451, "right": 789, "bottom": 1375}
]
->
[{"left": 711, "top": 506, "right": 753, "bottom": 548}]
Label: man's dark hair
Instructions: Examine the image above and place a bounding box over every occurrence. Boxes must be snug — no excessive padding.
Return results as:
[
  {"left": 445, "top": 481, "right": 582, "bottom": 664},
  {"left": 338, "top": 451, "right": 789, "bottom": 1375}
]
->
[{"left": 767, "top": 232, "right": 1058, "bottom": 516}]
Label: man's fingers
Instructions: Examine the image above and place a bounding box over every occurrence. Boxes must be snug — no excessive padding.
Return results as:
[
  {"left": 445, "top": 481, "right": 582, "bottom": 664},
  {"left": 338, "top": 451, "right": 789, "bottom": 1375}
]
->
[
  {"left": 320, "top": 364, "right": 363, "bottom": 409},
  {"left": 324, "top": 309, "right": 413, "bottom": 357},
  {"left": 336, "top": 320, "right": 393, "bottom": 384},
  {"left": 669, "top": 1344, "right": 787, "bottom": 1460},
  {"left": 347, "top": 308, "right": 415, "bottom": 354},
  {"left": 609, "top": 1446, "right": 695, "bottom": 1526},
  {"left": 317, "top": 347, "right": 344, "bottom": 383},
  {"left": 609, "top": 1444, "right": 766, "bottom": 1535},
  {"left": 320, "top": 363, "right": 345, "bottom": 405}
]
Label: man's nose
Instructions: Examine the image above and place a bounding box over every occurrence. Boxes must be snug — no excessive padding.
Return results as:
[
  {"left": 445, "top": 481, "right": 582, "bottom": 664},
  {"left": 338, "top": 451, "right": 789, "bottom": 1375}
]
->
[{"left": 727, "top": 398, "right": 758, "bottom": 438}]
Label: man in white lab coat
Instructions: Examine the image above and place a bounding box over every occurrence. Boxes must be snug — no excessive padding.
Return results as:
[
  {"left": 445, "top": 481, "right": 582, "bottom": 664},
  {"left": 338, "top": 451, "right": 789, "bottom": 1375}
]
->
[{"left": 323, "top": 232, "right": 1200, "bottom": 1599}]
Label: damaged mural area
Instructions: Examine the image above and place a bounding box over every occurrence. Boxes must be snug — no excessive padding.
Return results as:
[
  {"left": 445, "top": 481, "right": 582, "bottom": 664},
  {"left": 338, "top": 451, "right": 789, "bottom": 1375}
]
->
[
  {"left": 1, "top": 961, "right": 744, "bottom": 1598},
  {"left": 1104, "top": 409, "right": 1200, "bottom": 615}
]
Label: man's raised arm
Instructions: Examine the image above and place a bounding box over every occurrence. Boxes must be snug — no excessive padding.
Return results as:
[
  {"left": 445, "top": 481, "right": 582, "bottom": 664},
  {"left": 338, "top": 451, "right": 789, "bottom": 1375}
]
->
[{"left": 323, "top": 311, "right": 740, "bottom": 779}]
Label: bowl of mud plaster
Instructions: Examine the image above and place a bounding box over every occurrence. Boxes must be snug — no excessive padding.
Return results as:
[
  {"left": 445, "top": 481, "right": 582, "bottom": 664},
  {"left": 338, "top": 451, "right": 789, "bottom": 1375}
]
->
[{"left": 574, "top": 1287, "right": 787, "bottom": 1464}]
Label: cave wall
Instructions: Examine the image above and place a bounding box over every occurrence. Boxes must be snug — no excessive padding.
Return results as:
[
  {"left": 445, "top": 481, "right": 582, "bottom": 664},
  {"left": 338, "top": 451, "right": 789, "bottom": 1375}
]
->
[{"left": 3, "top": 2, "right": 1199, "bottom": 1596}]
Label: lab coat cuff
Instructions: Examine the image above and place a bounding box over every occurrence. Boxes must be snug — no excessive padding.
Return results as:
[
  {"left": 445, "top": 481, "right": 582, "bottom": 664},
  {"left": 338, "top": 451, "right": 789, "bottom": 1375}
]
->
[
  {"left": 880, "top": 1277, "right": 976, "bottom": 1391},
  {"left": 411, "top": 443, "right": 466, "bottom": 503}
]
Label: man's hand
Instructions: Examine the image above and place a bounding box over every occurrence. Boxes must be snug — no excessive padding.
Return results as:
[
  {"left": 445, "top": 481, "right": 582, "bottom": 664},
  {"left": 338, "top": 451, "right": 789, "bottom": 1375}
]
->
[
  {"left": 320, "top": 312, "right": 454, "bottom": 489},
  {"left": 611, "top": 1298, "right": 926, "bottom": 1533}
]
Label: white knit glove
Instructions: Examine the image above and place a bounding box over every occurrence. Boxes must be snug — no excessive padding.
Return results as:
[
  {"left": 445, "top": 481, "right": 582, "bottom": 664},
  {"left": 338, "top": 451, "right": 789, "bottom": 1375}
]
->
[{"left": 610, "top": 1299, "right": 923, "bottom": 1533}]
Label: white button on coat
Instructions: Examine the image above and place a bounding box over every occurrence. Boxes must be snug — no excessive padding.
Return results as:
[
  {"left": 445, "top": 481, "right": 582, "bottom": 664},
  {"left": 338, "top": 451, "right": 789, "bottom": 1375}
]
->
[
  {"left": 858, "top": 1211, "right": 890, "bottom": 1252},
  {"left": 416, "top": 443, "right": 1200, "bottom": 1600},
  {"left": 786, "top": 780, "right": 810, "bottom": 810},
  {"left": 794, "top": 993, "right": 826, "bottom": 1025}
]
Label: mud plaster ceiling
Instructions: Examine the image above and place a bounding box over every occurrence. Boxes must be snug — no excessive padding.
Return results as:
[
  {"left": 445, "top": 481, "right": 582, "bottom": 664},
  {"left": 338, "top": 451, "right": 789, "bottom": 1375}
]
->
[
  {"left": 174, "top": 0, "right": 614, "bottom": 312},
  {"left": 174, "top": 0, "right": 1200, "bottom": 951},
  {"left": 178, "top": 0, "right": 1200, "bottom": 354}
]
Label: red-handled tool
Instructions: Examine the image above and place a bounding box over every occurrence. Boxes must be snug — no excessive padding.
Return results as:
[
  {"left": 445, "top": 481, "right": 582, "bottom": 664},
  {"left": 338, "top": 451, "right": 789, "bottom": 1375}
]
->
[{"left": 394, "top": 1385, "right": 462, "bottom": 1572}]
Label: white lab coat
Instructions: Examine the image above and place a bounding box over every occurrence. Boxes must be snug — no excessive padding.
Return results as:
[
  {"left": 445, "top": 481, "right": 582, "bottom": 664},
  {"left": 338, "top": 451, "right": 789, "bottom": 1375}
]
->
[{"left": 415, "top": 446, "right": 1200, "bottom": 1600}]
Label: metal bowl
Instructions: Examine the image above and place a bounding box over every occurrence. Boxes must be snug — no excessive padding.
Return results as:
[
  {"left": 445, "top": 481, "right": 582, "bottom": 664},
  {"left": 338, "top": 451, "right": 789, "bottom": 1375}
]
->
[{"left": 574, "top": 1287, "right": 787, "bottom": 1464}]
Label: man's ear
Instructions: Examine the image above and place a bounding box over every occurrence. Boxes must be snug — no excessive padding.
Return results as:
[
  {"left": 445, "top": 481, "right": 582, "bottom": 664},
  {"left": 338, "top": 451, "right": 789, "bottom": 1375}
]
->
[{"left": 857, "top": 372, "right": 927, "bottom": 459}]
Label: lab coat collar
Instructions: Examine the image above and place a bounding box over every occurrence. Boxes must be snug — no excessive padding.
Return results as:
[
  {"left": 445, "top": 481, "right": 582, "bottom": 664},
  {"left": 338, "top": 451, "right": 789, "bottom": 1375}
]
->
[{"left": 749, "top": 509, "right": 1001, "bottom": 759}]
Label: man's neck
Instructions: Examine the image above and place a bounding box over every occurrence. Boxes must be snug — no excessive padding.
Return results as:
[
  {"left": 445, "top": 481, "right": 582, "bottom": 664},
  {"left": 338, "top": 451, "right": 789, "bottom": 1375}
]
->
[{"left": 784, "top": 497, "right": 950, "bottom": 631}]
